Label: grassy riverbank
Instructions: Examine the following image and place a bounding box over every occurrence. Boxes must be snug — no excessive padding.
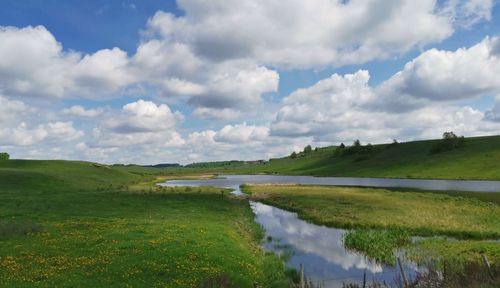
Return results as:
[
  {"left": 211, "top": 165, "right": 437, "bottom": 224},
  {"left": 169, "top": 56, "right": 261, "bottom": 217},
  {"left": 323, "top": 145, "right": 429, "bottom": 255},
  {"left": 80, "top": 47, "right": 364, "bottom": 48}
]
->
[
  {"left": 243, "top": 184, "right": 500, "bottom": 264},
  {"left": 0, "top": 160, "right": 288, "bottom": 287}
]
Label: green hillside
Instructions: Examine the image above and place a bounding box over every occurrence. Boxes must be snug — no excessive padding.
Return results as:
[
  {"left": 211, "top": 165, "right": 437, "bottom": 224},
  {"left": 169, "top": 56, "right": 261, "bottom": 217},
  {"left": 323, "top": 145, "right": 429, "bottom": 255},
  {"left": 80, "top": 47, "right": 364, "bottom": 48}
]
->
[{"left": 234, "top": 135, "right": 500, "bottom": 180}]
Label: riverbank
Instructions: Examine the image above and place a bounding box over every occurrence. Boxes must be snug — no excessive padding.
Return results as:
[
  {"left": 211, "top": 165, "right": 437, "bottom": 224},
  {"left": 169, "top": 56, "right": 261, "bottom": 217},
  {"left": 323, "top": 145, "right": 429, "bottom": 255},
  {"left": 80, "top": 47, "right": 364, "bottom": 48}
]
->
[{"left": 0, "top": 160, "right": 289, "bottom": 287}]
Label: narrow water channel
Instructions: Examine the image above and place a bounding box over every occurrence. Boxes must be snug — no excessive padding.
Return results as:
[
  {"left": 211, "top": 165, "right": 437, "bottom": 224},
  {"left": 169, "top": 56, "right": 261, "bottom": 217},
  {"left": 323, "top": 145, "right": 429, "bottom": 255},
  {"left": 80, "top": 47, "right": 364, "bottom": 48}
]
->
[{"left": 250, "top": 201, "right": 417, "bottom": 287}]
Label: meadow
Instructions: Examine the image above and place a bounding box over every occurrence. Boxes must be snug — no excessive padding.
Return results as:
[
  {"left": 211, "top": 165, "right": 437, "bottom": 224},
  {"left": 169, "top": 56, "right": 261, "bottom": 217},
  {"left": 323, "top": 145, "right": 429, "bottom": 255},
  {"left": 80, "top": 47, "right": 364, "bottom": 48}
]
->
[{"left": 0, "top": 160, "right": 288, "bottom": 287}]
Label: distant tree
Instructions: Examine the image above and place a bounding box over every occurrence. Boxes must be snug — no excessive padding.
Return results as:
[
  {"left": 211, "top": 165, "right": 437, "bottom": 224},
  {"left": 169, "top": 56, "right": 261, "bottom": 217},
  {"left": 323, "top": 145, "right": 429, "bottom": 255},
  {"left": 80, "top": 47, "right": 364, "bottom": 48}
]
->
[
  {"left": 314, "top": 147, "right": 319, "bottom": 152},
  {"left": 443, "top": 131, "right": 457, "bottom": 139},
  {"left": 0, "top": 152, "right": 9, "bottom": 160},
  {"left": 339, "top": 143, "right": 346, "bottom": 149},
  {"left": 387, "top": 139, "right": 399, "bottom": 149},
  {"left": 430, "top": 131, "right": 465, "bottom": 153},
  {"left": 303, "top": 145, "right": 312, "bottom": 153},
  {"left": 290, "top": 151, "right": 297, "bottom": 159},
  {"left": 353, "top": 139, "right": 361, "bottom": 147}
]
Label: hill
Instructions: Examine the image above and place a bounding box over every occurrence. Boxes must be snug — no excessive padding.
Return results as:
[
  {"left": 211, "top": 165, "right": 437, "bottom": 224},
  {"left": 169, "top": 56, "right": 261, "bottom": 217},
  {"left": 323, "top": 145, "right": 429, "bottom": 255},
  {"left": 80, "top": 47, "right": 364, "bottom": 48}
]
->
[{"left": 232, "top": 135, "right": 500, "bottom": 180}]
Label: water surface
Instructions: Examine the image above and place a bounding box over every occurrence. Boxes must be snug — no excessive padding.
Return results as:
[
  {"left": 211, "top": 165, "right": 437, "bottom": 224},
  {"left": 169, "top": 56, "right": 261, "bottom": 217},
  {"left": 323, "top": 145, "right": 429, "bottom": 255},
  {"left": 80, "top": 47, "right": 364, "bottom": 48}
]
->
[{"left": 160, "top": 174, "right": 500, "bottom": 193}]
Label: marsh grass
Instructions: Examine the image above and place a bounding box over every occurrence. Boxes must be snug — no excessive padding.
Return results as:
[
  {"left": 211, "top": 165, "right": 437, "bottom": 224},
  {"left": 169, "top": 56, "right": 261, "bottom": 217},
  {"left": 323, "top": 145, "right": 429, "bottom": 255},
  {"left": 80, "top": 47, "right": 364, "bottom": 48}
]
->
[{"left": 343, "top": 229, "right": 411, "bottom": 265}]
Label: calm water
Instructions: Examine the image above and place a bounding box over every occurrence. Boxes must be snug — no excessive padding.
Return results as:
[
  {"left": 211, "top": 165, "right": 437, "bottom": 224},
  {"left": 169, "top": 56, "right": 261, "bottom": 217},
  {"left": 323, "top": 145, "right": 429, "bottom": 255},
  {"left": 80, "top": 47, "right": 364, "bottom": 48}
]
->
[
  {"left": 160, "top": 174, "right": 500, "bottom": 193},
  {"left": 158, "top": 174, "right": 497, "bottom": 286},
  {"left": 251, "top": 201, "right": 417, "bottom": 287}
]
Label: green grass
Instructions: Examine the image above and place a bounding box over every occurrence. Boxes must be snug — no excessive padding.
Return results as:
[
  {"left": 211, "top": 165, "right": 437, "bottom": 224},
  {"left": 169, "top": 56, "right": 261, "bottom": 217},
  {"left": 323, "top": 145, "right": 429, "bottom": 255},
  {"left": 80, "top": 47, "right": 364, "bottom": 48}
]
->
[
  {"left": 244, "top": 184, "right": 500, "bottom": 264},
  {"left": 0, "top": 160, "right": 288, "bottom": 287},
  {"left": 231, "top": 135, "right": 500, "bottom": 180}
]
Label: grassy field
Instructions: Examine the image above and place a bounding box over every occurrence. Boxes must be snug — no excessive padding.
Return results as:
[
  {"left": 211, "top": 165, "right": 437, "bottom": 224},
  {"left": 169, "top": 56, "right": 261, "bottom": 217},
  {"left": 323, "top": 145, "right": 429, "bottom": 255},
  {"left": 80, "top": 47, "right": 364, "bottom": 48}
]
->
[
  {"left": 231, "top": 135, "right": 500, "bottom": 180},
  {"left": 243, "top": 184, "right": 500, "bottom": 264},
  {"left": 0, "top": 160, "right": 288, "bottom": 287}
]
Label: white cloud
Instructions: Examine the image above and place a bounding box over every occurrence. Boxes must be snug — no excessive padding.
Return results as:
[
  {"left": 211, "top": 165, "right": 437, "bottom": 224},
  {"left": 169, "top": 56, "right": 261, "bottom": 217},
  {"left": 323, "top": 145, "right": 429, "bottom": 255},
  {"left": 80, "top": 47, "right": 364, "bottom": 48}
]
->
[
  {"left": 85, "top": 100, "right": 185, "bottom": 149},
  {"left": 146, "top": 0, "right": 457, "bottom": 68},
  {"left": 108, "top": 99, "right": 183, "bottom": 133},
  {"left": 71, "top": 48, "right": 133, "bottom": 97},
  {"left": 271, "top": 70, "right": 374, "bottom": 137},
  {"left": 45, "top": 122, "right": 84, "bottom": 141},
  {"left": 62, "top": 105, "right": 104, "bottom": 117},
  {"left": 162, "top": 78, "right": 206, "bottom": 96},
  {"left": 0, "top": 96, "right": 32, "bottom": 123},
  {"left": 0, "top": 26, "right": 132, "bottom": 99},
  {"left": 214, "top": 123, "right": 269, "bottom": 144},
  {"left": 442, "top": 0, "right": 494, "bottom": 27},
  {"left": 192, "top": 107, "right": 241, "bottom": 120},
  {"left": 378, "top": 37, "right": 500, "bottom": 103},
  {"left": 270, "top": 66, "right": 500, "bottom": 144},
  {"left": 0, "top": 121, "right": 83, "bottom": 146}
]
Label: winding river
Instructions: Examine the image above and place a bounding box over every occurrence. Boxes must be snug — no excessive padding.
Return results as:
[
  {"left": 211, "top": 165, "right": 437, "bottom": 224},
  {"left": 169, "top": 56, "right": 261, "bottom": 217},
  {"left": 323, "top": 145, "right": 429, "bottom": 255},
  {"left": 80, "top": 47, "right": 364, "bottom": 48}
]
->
[{"left": 159, "top": 174, "right": 499, "bottom": 287}]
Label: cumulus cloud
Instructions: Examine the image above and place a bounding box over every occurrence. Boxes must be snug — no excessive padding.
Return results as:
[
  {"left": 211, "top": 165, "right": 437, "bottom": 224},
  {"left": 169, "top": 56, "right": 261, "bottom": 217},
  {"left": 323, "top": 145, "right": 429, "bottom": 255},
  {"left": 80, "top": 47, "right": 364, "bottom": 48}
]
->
[
  {"left": 0, "top": 121, "right": 83, "bottom": 146},
  {"left": 146, "top": 0, "right": 456, "bottom": 68},
  {"left": 271, "top": 70, "right": 375, "bottom": 138},
  {"left": 214, "top": 123, "right": 269, "bottom": 143},
  {"left": 0, "top": 26, "right": 132, "bottom": 99},
  {"left": 270, "top": 64, "right": 500, "bottom": 144},
  {"left": 379, "top": 36, "right": 500, "bottom": 103},
  {"left": 85, "top": 99, "right": 184, "bottom": 149},
  {"left": 107, "top": 99, "right": 183, "bottom": 134}
]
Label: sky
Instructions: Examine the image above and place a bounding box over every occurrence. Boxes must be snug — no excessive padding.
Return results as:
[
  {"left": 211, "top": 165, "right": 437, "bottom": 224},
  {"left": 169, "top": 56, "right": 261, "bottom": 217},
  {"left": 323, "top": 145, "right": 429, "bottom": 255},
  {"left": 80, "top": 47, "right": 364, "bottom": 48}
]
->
[{"left": 1, "top": 0, "right": 500, "bottom": 164}]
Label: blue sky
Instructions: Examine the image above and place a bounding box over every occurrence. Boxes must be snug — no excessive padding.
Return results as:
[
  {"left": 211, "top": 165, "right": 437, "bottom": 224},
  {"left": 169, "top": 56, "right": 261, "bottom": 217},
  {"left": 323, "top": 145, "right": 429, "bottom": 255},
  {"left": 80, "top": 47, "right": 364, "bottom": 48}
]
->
[{"left": 0, "top": 1, "right": 499, "bottom": 164}]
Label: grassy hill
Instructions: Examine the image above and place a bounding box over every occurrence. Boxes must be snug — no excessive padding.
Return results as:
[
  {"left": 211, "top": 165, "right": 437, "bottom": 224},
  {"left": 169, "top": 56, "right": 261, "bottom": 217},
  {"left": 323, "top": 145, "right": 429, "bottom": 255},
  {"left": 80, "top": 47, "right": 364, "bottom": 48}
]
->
[{"left": 233, "top": 135, "right": 500, "bottom": 180}]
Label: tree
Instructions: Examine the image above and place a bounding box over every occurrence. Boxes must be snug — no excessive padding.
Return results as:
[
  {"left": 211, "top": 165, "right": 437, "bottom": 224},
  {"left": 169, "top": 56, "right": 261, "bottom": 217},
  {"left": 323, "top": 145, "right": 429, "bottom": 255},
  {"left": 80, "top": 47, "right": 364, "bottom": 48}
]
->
[
  {"left": 339, "top": 143, "right": 346, "bottom": 149},
  {"left": 353, "top": 139, "right": 361, "bottom": 147},
  {"left": 303, "top": 145, "right": 312, "bottom": 153},
  {"left": 290, "top": 151, "right": 297, "bottom": 159},
  {"left": 430, "top": 131, "right": 465, "bottom": 153},
  {"left": 0, "top": 152, "right": 9, "bottom": 160},
  {"left": 443, "top": 131, "right": 457, "bottom": 139}
]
